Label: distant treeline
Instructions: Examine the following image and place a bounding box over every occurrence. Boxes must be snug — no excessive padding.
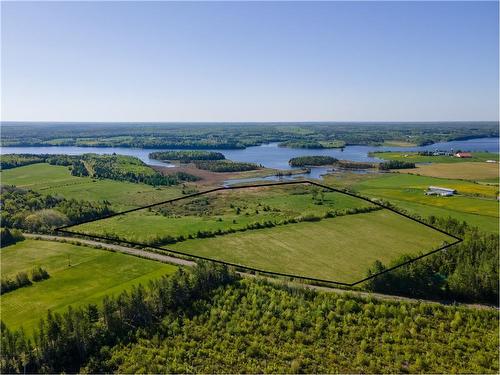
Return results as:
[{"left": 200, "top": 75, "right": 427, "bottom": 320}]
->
[
  {"left": 379, "top": 160, "right": 416, "bottom": 170},
  {"left": 193, "top": 160, "right": 261, "bottom": 172},
  {"left": 2, "top": 122, "right": 497, "bottom": 149},
  {"left": 289, "top": 156, "right": 338, "bottom": 167},
  {"left": 150, "top": 151, "right": 226, "bottom": 162},
  {"left": 0, "top": 185, "right": 113, "bottom": 233},
  {"left": 365, "top": 214, "right": 498, "bottom": 305}
]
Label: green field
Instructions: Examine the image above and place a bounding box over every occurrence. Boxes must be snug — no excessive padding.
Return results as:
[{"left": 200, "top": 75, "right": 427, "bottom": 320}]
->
[
  {"left": 372, "top": 151, "right": 499, "bottom": 163},
  {"left": 324, "top": 173, "right": 499, "bottom": 233},
  {"left": 400, "top": 162, "right": 499, "bottom": 181},
  {"left": 69, "top": 184, "right": 454, "bottom": 284},
  {"left": 70, "top": 184, "right": 374, "bottom": 244},
  {"left": 171, "top": 210, "right": 452, "bottom": 284},
  {"left": 1, "top": 239, "right": 177, "bottom": 333},
  {"left": 0, "top": 163, "right": 182, "bottom": 209}
]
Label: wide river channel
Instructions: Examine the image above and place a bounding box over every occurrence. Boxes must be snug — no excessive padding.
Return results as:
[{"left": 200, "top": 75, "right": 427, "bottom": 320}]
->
[{"left": 2, "top": 137, "right": 498, "bottom": 181}]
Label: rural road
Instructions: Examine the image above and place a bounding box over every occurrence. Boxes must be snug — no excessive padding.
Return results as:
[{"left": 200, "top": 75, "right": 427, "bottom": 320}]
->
[{"left": 23, "top": 233, "right": 495, "bottom": 310}]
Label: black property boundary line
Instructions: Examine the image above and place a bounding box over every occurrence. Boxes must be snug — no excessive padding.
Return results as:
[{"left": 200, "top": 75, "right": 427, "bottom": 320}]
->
[{"left": 56, "top": 180, "right": 463, "bottom": 287}]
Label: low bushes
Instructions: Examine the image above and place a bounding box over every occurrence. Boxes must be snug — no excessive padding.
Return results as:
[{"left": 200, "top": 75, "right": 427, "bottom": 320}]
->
[{"left": 1, "top": 267, "right": 50, "bottom": 295}]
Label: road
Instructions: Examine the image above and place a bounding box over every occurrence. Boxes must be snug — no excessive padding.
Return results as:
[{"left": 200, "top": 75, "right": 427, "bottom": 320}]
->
[{"left": 23, "top": 233, "right": 495, "bottom": 310}]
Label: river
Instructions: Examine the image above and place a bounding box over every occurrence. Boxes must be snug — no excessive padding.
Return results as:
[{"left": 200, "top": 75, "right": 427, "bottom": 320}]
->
[{"left": 1, "top": 137, "right": 498, "bottom": 182}]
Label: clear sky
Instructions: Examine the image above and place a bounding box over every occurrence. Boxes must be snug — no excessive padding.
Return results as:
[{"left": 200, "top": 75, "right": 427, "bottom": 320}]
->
[{"left": 1, "top": 1, "right": 498, "bottom": 122}]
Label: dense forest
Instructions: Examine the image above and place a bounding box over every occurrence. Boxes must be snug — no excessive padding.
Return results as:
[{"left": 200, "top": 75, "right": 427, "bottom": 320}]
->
[
  {"left": 2, "top": 122, "right": 497, "bottom": 149},
  {"left": 149, "top": 151, "right": 225, "bottom": 162},
  {"left": 289, "top": 156, "right": 338, "bottom": 167},
  {"left": 0, "top": 185, "right": 113, "bottom": 233},
  {"left": 1, "top": 262, "right": 497, "bottom": 373},
  {"left": 365, "top": 215, "right": 498, "bottom": 305}
]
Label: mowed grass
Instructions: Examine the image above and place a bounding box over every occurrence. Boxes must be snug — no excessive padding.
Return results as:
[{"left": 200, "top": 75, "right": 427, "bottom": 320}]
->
[
  {"left": 1, "top": 239, "right": 176, "bottom": 334},
  {"left": 401, "top": 162, "right": 499, "bottom": 181},
  {"left": 0, "top": 163, "right": 182, "bottom": 209},
  {"left": 323, "top": 173, "right": 499, "bottom": 233},
  {"left": 171, "top": 210, "right": 452, "bottom": 284}
]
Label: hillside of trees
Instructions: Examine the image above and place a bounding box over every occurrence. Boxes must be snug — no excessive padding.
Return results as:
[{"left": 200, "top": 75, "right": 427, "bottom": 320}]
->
[
  {"left": 0, "top": 185, "right": 113, "bottom": 233},
  {"left": 149, "top": 151, "right": 225, "bottom": 162},
  {"left": 365, "top": 216, "right": 498, "bottom": 305},
  {"left": 2, "top": 122, "right": 497, "bottom": 149},
  {"left": 289, "top": 156, "right": 338, "bottom": 167},
  {"left": 1, "top": 154, "right": 199, "bottom": 186},
  {"left": 1, "top": 262, "right": 497, "bottom": 373}
]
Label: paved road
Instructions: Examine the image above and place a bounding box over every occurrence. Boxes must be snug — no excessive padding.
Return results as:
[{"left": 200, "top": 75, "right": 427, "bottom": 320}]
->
[{"left": 23, "top": 233, "right": 495, "bottom": 310}]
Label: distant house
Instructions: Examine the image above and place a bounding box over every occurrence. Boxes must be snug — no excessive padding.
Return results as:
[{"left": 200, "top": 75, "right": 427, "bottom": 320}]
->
[
  {"left": 455, "top": 152, "right": 472, "bottom": 158},
  {"left": 425, "top": 186, "right": 456, "bottom": 197}
]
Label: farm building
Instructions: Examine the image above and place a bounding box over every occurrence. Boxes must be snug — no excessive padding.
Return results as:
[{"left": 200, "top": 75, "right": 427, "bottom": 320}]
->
[
  {"left": 455, "top": 152, "right": 472, "bottom": 158},
  {"left": 425, "top": 186, "right": 456, "bottom": 196}
]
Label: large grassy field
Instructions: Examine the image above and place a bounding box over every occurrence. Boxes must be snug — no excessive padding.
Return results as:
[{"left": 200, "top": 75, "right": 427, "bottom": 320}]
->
[
  {"left": 70, "top": 184, "right": 453, "bottom": 284},
  {"left": 171, "top": 210, "right": 453, "bottom": 284},
  {"left": 400, "top": 162, "right": 499, "bottom": 181},
  {"left": 372, "top": 151, "right": 499, "bottom": 163},
  {"left": 0, "top": 163, "right": 183, "bottom": 209},
  {"left": 70, "top": 184, "right": 374, "bottom": 244},
  {"left": 324, "top": 173, "right": 499, "bottom": 233},
  {"left": 1, "top": 239, "right": 177, "bottom": 334}
]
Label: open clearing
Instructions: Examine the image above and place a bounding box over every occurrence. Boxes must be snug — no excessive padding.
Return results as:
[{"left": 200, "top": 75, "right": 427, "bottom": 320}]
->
[
  {"left": 400, "top": 162, "right": 499, "bottom": 181},
  {"left": 324, "top": 173, "right": 499, "bottom": 233},
  {"left": 0, "top": 163, "right": 183, "bottom": 209},
  {"left": 372, "top": 151, "right": 499, "bottom": 163},
  {"left": 67, "top": 183, "right": 454, "bottom": 284},
  {"left": 0, "top": 239, "right": 177, "bottom": 334},
  {"left": 170, "top": 210, "right": 452, "bottom": 284}
]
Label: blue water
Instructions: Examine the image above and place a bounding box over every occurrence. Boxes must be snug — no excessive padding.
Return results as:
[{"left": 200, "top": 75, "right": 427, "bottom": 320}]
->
[{"left": 1, "top": 138, "right": 498, "bottom": 179}]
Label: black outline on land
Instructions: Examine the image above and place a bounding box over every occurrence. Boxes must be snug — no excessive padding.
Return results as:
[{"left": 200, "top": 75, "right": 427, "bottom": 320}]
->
[{"left": 56, "top": 180, "right": 463, "bottom": 287}]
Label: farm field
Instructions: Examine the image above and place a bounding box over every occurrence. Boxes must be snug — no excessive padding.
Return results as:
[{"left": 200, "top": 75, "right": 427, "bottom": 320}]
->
[
  {"left": 170, "top": 210, "right": 453, "bottom": 284},
  {"left": 0, "top": 163, "right": 183, "bottom": 209},
  {"left": 69, "top": 184, "right": 375, "bottom": 244},
  {"left": 1, "top": 239, "right": 177, "bottom": 334},
  {"left": 323, "top": 173, "right": 499, "bottom": 233},
  {"left": 399, "top": 162, "right": 499, "bottom": 181},
  {"left": 68, "top": 184, "right": 454, "bottom": 284},
  {"left": 372, "top": 151, "right": 499, "bottom": 163}
]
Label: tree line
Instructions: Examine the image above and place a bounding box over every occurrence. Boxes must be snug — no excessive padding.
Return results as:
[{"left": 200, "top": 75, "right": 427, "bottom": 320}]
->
[
  {"left": 193, "top": 160, "right": 261, "bottom": 172},
  {"left": 149, "top": 151, "right": 226, "bottom": 162},
  {"left": 379, "top": 160, "right": 416, "bottom": 170},
  {"left": 0, "top": 185, "right": 113, "bottom": 233},
  {"left": 1, "top": 267, "right": 50, "bottom": 295},
  {"left": 288, "top": 156, "right": 338, "bottom": 167},
  {"left": 364, "top": 215, "right": 498, "bottom": 305},
  {"left": 4, "top": 122, "right": 496, "bottom": 149}
]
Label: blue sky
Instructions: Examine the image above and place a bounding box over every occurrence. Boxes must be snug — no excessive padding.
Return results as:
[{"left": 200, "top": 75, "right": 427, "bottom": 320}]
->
[{"left": 1, "top": 1, "right": 498, "bottom": 122}]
